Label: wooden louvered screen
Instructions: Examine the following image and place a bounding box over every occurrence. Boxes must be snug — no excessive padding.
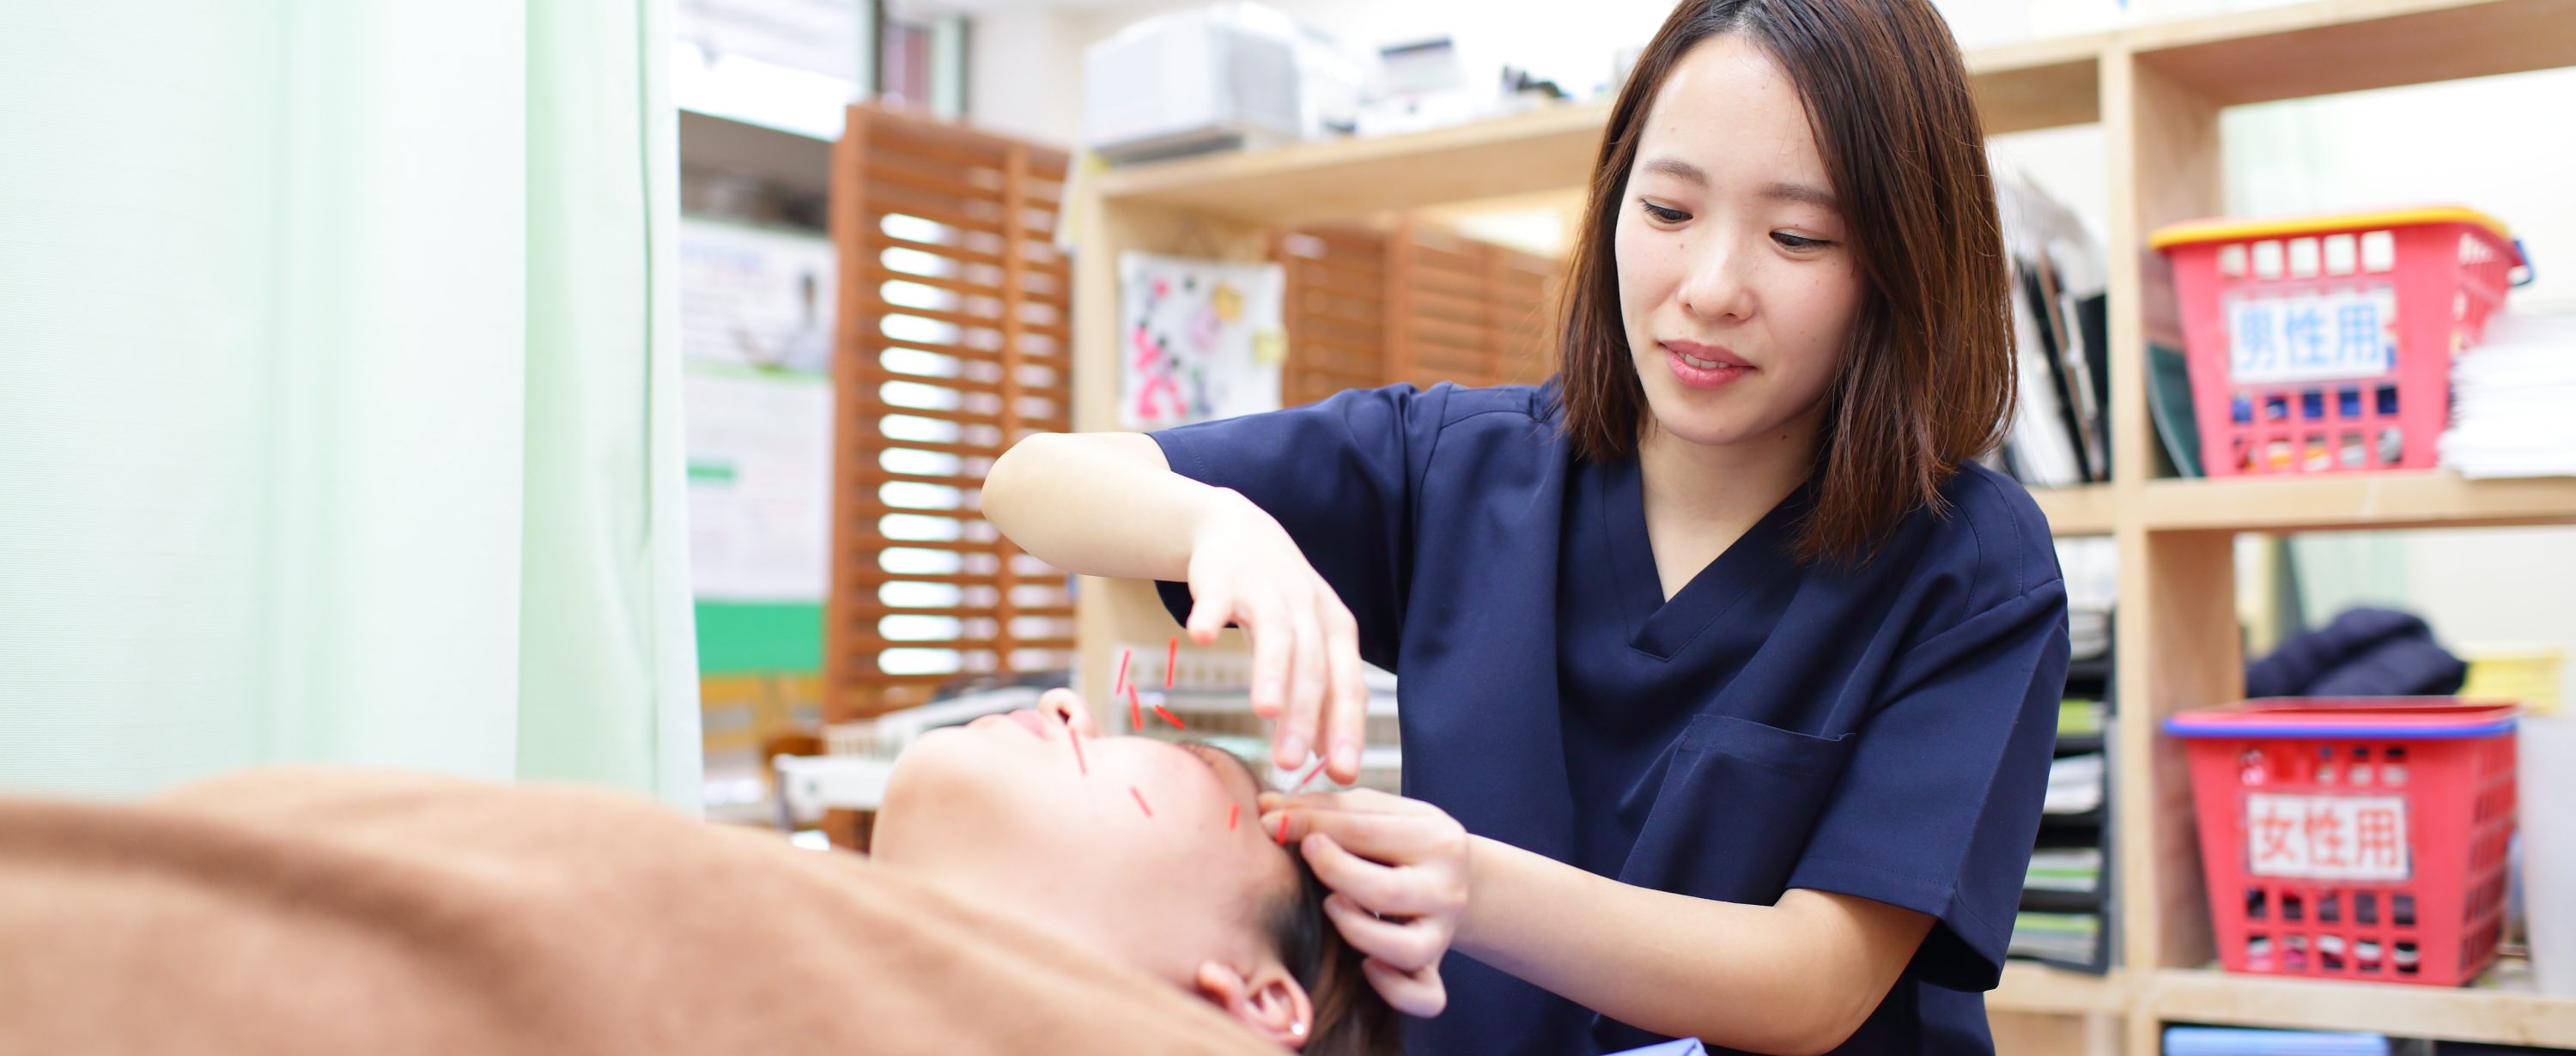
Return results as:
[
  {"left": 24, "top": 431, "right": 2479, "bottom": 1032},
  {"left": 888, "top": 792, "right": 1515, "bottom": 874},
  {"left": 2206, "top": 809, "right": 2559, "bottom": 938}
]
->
[
  {"left": 824, "top": 106, "right": 1075, "bottom": 723},
  {"left": 1386, "top": 219, "right": 1558, "bottom": 391},
  {"left": 1274, "top": 226, "right": 1389, "bottom": 407},
  {"left": 1277, "top": 219, "right": 1558, "bottom": 406}
]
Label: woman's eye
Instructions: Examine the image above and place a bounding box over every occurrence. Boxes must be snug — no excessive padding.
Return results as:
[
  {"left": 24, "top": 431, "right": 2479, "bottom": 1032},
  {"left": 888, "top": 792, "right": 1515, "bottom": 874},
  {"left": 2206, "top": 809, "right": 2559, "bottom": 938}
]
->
[
  {"left": 1772, "top": 232, "right": 1832, "bottom": 251},
  {"left": 1639, "top": 199, "right": 1689, "bottom": 224}
]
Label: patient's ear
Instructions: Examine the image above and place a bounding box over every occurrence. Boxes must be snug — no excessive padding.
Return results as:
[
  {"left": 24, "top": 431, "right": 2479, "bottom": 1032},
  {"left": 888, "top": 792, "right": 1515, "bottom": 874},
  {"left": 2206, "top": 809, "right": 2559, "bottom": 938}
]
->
[{"left": 1194, "top": 960, "right": 1314, "bottom": 1049}]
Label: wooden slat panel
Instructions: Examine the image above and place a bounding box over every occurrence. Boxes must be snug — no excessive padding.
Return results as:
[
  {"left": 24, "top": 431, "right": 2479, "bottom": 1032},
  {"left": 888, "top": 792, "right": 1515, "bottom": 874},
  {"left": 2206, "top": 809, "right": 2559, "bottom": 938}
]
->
[
  {"left": 876, "top": 233, "right": 1072, "bottom": 278},
  {"left": 829, "top": 106, "right": 1075, "bottom": 721},
  {"left": 865, "top": 264, "right": 1011, "bottom": 299},
  {"left": 868, "top": 300, "right": 1072, "bottom": 340},
  {"left": 870, "top": 337, "right": 1069, "bottom": 367},
  {"left": 844, "top": 604, "right": 1077, "bottom": 620}
]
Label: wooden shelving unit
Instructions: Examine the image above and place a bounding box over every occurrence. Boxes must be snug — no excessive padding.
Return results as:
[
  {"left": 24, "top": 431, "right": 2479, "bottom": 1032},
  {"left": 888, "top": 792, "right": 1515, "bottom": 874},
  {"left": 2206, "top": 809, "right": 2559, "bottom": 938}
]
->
[{"left": 1067, "top": 2, "right": 2576, "bottom": 1052}]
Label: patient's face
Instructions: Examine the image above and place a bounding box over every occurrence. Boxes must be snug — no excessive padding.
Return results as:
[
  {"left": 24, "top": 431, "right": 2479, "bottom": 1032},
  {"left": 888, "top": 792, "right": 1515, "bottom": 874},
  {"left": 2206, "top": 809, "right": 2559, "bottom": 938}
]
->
[{"left": 874, "top": 689, "right": 1292, "bottom": 990}]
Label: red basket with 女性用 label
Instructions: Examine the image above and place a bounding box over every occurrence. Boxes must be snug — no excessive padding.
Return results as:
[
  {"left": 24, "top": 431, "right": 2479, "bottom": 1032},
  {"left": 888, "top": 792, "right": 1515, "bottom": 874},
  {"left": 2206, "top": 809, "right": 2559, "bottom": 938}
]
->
[
  {"left": 2151, "top": 207, "right": 2530, "bottom": 476},
  {"left": 2166, "top": 699, "right": 2518, "bottom": 986}
]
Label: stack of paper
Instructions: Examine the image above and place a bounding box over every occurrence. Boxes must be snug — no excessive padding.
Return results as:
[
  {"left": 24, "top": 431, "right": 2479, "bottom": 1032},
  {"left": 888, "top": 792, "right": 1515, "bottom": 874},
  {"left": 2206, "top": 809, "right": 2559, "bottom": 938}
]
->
[
  {"left": 2008, "top": 912, "right": 2099, "bottom": 962},
  {"left": 2442, "top": 312, "right": 2576, "bottom": 478},
  {"left": 2044, "top": 753, "right": 2105, "bottom": 815},
  {"left": 2026, "top": 846, "right": 2104, "bottom": 893},
  {"left": 2058, "top": 698, "right": 2106, "bottom": 737}
]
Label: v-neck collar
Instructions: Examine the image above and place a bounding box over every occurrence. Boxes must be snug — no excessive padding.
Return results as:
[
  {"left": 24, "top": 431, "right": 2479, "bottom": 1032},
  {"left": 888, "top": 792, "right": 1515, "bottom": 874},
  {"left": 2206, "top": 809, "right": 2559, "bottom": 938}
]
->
[{"left": 1595, "top": 454, "right": 1810, "bottom": 660}]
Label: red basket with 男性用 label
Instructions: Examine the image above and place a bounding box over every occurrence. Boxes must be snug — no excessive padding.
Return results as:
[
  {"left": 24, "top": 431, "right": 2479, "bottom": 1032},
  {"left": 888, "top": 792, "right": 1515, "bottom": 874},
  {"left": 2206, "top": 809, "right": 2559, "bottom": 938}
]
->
[{"left": 2151, "top": 208, "right": 2527, "bottom": 476}]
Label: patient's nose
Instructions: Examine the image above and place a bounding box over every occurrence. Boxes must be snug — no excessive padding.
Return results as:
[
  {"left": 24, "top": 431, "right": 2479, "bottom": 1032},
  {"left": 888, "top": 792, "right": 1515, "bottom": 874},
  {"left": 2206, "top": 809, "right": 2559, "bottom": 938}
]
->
[{"left": 1039, "top": 688, "right": 1101, "bottom": 737}]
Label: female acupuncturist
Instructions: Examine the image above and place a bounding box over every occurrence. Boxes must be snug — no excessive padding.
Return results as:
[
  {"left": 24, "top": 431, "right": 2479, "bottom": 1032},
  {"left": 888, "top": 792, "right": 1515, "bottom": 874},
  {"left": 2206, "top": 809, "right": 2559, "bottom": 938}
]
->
[{"left": 983, "top": 0, "right": 2069, "bottom": 1053}]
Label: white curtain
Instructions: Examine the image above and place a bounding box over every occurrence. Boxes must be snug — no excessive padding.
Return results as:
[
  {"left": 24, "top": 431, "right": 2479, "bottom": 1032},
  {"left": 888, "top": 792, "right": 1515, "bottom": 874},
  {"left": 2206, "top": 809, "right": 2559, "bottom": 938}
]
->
[{"left": 0, "top": 0, "right": 701, "bottom": 808}]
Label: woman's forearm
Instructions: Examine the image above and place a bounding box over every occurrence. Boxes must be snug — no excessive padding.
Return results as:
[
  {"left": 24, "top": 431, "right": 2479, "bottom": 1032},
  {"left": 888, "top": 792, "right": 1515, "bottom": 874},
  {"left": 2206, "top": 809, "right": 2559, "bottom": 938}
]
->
[
  {"left": 981, "top": 431, "right": 1247, "bottom": 582},
  {"left": 1455, "top": 836, "right": 1927, "bottom": 1056}
]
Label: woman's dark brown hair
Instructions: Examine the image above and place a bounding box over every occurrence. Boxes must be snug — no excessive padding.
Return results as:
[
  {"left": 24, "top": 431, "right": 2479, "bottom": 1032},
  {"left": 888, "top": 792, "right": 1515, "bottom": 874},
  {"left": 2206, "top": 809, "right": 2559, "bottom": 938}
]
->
[{"left": 1553, "top": 0, "right": 2015, "bottom": 562}]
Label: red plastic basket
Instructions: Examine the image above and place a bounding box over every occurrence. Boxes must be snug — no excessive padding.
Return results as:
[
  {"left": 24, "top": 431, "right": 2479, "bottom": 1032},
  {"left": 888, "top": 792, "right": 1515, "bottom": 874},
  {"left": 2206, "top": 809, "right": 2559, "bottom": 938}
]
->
[
  {"left": 2167, "top": 700, "right": 2518, "bottom": 986},
  {"left": 2152, "top": 208, "right": 2525, "bottom": 476}
]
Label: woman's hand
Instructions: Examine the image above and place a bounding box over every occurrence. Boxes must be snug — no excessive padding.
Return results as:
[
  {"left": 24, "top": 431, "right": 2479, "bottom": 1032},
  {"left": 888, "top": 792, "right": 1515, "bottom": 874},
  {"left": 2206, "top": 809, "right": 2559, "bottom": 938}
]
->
[
  {"left": 1259, "top": 789, "right": 1470, "bottom": 1017},
  {"left": 1185, "top": 491, "right": 1370, "bottom": 781}
]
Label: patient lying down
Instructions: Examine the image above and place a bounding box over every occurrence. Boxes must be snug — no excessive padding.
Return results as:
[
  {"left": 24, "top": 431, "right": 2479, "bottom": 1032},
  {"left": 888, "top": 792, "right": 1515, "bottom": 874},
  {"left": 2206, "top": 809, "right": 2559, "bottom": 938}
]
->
[{"left": 0, "top": 690, "right": 1397, "bottom": 1056}]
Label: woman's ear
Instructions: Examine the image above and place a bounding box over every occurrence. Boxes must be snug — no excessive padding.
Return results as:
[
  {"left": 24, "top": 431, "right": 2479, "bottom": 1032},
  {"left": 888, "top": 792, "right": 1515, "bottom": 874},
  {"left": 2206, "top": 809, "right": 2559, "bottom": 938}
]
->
[
  {"left": 1194, "top": 960, "right": 1314, "bottom": 1049},
  {"left": 1039, "top": 688, "right": 1101, "bottom": 738}
]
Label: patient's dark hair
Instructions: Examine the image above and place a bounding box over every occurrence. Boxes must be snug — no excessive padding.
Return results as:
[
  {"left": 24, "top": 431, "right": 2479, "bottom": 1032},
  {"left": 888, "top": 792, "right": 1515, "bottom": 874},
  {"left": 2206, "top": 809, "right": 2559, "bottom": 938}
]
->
[
  {"left": 1263, "top": 853, "right": 1402, "bottom": 1054},
  {"left": 1191, "top": 740, "right": 1400, "bottom": 1053}
]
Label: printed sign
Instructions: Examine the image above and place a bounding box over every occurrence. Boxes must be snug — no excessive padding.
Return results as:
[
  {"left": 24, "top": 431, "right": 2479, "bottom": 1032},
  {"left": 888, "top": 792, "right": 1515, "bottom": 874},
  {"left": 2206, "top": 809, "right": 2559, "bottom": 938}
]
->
[
  {"left": 2245, "top": 792, "right": 2411, "bottom": 882},
  {"left": 2225, "top": 285, "right": 2398, "bottom": 385}
]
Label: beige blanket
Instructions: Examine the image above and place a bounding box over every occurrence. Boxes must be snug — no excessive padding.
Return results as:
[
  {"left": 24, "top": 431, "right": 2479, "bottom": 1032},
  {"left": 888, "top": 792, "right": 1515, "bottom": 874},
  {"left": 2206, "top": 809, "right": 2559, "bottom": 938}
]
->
[{"left": 0, "top": 768, "right": 1278, "bottom": 1055}]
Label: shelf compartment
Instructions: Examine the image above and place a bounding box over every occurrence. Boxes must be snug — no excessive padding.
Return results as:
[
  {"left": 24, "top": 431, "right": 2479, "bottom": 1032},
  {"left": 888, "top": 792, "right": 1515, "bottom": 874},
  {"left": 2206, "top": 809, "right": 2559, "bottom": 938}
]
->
[
  {"left": 2033, "top": 482, "right": 2121, "bottom": 536},
  {"left": 2130, "top": 0, "right": 2576, "bottom": 108},
  {"left": 2142, "top": 471, "right": 2576, "bottom": 532},
  {"left": 2147, "top": 968, "right": 2576, "bottom": 1047},
  {"left": 1991, "top": 963, "right": 2130, "bottom": 1015}
]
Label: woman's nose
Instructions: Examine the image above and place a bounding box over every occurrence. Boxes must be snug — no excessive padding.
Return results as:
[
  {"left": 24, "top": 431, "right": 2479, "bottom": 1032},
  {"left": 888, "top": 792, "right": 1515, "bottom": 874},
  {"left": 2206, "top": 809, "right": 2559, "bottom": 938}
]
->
[
  {"left": 1039, "top": 687, "right": 1100, "bottom": 737},
  {"left": 1678, "top": 238, "right": 1755, "bottom": 323}
]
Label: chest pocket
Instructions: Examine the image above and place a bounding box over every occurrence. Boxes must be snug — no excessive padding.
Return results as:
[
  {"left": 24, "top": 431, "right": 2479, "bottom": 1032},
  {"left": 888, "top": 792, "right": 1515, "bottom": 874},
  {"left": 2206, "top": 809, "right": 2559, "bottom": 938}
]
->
[{"left": 1613, "top": 713, "right": 1858, "bottom": 901}]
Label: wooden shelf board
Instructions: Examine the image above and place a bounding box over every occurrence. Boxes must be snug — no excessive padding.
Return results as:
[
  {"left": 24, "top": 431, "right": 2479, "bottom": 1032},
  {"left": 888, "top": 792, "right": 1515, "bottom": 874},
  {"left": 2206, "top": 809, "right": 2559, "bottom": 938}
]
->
[
  {"left": 2032, "top": 482, "right": 2121, "bottom": 536},
  {"left": 1970, "top": 33, "right": 2111, "bottom": 134},
  {"left": 2142, "top": 471, "right": 2576, "bottom": 532},
  {"left": 1092, "top": 102, "right": 1610, "bottom": 227},
  {"left": 2133, "top": 0, "right": 2576, "bottom": 107},
  {"left": 1093, "top": 38, "right": 2111, "bottom": 226},
  {"left": 2148, "top": 968, "right": 2576, "bottom": 1047},
  {"left": 1990, "top": 963, "right": 2129, "bottom": 1016}
]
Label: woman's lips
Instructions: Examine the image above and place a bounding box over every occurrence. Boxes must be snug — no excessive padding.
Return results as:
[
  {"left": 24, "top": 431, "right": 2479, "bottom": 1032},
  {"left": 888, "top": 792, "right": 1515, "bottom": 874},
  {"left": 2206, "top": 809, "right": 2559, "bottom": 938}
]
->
[
  {"left": 1004, "top": 709, "right": 1054, "bottom": 739},
  {"left": 973, "top": 709, "right": 1054, "bottom": 739},
  {"left": 1662, "top": 342, "right": 1753, "bottom": 391}
]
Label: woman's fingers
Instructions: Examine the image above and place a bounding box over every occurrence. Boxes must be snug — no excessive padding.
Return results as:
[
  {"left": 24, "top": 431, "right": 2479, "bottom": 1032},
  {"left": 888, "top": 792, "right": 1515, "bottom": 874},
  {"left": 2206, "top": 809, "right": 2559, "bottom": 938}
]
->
[
  {"left": 1321, "top": 894, "right": 1445, "bottom": 974},
  {"left": 1298, "top": 833, "right": 1438, "bottom": 918},
  {"left": 1183, "top": 577, "right": 1234, "bottom": 646},
  {"left": 1279, "top": 586, "right": 1330, "bottom": 769},
  {"left": 1318, "top": 598, "right": 1370, "bottom": 783},
  {"left": 1242, "top": 590, "right": 1295, "bottom": 734},
  {"left": 1285, "top": 807, "right": 1458, "bottom": 866},
  {"left": 1361, "top": 957, "right": 1448, "bottom": 1019},
  {"left": 1261, "top": 787, "right": 1427, "bottom": 816}
]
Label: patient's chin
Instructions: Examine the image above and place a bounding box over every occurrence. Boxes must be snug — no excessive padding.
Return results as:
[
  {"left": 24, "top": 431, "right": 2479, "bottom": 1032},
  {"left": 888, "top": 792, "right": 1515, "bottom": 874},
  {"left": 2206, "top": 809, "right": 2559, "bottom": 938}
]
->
[{"left": 878, "top": 727, "right": 1052, "bottom": 850}]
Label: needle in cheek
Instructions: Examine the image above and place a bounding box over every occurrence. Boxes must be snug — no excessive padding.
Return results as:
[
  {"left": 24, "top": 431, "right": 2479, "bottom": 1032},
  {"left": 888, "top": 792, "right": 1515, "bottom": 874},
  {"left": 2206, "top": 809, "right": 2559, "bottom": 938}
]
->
[
  {"left": 1227, "top": 802, "right": 1240, "bottom": 831},
  {"left": 1130, "top": 786, "right": 1154, "bottom": 819}
]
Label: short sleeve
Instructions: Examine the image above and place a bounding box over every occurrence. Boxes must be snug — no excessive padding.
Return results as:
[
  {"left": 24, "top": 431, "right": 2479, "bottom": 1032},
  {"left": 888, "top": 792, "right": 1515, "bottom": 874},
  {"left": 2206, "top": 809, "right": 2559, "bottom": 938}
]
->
[
  {"left": 1784, "top": 580, "right": 2071, "bottom": 992},
  {"left": 1147, "top": 384, "right": 1449, "bottom": 671}
]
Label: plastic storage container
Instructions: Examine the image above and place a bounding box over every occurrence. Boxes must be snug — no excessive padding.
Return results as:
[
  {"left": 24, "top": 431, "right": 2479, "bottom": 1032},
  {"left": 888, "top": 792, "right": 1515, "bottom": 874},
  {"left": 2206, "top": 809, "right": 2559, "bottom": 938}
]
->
[
  {"left": 2150, "top": 207, "right": 2526, "bottom": 476},
  {"left": 2167, "top": 698, "right": 2518, "bottom": 986}
]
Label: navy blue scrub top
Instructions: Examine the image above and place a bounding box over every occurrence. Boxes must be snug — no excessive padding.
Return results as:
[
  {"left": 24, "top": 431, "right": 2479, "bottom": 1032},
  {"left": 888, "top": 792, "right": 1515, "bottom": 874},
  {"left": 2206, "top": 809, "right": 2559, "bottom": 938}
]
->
[{"left": 1151, "top": 383, "right": 2070, "bottom": 1056}]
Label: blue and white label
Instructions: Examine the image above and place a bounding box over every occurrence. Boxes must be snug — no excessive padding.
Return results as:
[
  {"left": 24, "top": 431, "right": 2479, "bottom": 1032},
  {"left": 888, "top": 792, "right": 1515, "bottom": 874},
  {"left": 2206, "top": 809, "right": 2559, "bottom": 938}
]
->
[{"left": 2225, "top": 285, "right": 2399, "bottom": 385}]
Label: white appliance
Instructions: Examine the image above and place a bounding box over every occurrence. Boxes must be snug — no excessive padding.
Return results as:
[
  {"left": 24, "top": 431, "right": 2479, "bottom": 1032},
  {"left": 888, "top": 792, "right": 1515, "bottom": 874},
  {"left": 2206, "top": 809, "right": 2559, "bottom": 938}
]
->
[{"left": 1083, "top": 3, "right": 1311, "bottom": 165}]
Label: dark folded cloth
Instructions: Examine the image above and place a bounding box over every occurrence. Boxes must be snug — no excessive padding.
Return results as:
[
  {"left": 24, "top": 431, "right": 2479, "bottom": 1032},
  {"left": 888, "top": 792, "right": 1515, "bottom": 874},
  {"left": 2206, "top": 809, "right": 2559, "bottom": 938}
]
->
[{"left": 2247, "top": 607, "right": 2465, "bottom": 698}]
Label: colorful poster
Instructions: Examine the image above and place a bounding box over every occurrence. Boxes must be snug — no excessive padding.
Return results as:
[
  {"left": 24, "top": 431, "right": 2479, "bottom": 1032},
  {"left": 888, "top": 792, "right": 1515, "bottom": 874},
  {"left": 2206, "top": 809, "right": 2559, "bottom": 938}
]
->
[{"left": 1117, "top": 252, "right": 1286, "bottom": 431}]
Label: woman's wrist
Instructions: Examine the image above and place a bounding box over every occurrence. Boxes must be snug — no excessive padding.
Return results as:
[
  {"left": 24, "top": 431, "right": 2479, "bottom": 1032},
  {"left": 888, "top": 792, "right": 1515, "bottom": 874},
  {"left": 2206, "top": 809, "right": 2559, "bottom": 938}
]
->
[
  {"left": 1453, "top": 834, "right": 1523, "bottom": 960},
  {"left": 1183, "top": 486, "right": 1270, "bottom": 551}
]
